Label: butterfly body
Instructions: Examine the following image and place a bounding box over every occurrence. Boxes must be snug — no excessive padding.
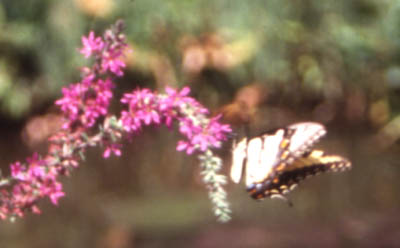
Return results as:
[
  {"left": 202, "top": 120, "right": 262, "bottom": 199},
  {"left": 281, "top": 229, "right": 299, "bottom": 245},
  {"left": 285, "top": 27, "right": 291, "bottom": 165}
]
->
[{"left": 230, "top": 122, "right": 351, "bottom": 201}]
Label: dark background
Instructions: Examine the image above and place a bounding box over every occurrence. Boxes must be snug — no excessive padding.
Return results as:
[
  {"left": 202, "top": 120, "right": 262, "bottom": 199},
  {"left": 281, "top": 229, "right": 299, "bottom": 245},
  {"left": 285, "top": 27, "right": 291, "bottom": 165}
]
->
[{"left": 0, "top": 0, "right": 399, "bottom": 247}]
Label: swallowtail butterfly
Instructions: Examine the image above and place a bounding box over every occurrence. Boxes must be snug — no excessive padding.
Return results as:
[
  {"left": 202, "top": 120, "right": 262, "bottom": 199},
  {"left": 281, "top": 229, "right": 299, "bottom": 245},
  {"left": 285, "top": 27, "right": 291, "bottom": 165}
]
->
[{"left": 230, "top": 122, "right": 351, "bottom": 203}]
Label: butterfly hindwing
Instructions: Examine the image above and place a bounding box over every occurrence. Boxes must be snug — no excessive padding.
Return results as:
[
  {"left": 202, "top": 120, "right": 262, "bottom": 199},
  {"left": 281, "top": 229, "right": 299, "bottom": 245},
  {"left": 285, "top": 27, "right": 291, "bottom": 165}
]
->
[{"left": 247, "top": 149, "right": 351, "bottom": 199}]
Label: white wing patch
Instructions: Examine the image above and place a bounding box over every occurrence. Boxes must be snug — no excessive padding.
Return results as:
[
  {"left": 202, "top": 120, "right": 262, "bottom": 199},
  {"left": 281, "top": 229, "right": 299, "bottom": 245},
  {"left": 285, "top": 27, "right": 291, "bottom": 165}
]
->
[
  {"left": 230, "top": 137, "right": 247, "bottom": 184},
  {"left": 245, "top": 129, "right": 285, "bottom": 186}
]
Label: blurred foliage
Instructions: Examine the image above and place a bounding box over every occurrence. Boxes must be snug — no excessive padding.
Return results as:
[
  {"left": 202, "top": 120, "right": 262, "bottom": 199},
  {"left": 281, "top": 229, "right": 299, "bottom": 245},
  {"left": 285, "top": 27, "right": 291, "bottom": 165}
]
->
[
  {"left": 2, "top": 0, "right": 400, "bottom": 247},
  {"left": 1, "top": 0, "right": 400, "bottom": 119}
]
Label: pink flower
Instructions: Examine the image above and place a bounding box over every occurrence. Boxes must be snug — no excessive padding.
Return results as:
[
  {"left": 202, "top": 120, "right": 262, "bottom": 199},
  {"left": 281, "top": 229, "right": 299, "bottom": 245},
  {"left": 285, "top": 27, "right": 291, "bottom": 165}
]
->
[
  {"left": 120, "top": 110, "right": 142, "bottom": 132},
  {"left": 41, "top": 182, "right": 65, "bottom": 205},
  {"left": 2, "top": 154, "right": 66, "bottom": 217},
  {"left": 163, "top": 86, "right": 208, "bottom": 114},
  {"left": 0, "top": 21, "right": 136, "bottom": 220},
  {"left": 175, "top": 114, "right": 231, "bottom": 154},
  {"left": 55, "top": 82, "right": 87, "bottom": 128},
  {"left": 80, "top": 31, "right": 104, "bottom": 58},
  {"left": 103, "top": 143, "right": 122, "bottom": 158},
  {"left": 101, "top": 50, "right": 126, "bottom": 76},
  {"left": 55, "top": 79, "right": 114, "bottom": 129},
  {"left": 120, "top": 86, "right": 232, "bottom": 155},
  {"left": 10, "top": 162, "right": 26, "bottom": 181},
  {"left": 120, "top": 89, "right": 162, "bottom": 132},
  {"left": 176, "top": 140, "right": 195, "bottom": 154}
]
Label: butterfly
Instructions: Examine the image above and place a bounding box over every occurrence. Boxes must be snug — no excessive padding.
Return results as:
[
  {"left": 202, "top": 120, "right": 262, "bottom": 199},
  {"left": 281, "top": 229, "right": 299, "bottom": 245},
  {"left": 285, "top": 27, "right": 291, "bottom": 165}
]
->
[{"left": 230, "top": 122, "right": 351, "bottom": 203}]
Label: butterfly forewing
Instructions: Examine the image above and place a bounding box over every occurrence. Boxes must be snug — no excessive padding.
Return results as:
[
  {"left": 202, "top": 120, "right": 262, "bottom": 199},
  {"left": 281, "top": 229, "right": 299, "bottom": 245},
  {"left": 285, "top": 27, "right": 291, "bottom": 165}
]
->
[
  {"left": 245, "top": 129, "right": 286, "bottom": 186},
  {"left": 247, "top": 122, "right": 327, "bottom": 185},
  {"left": 285, "top": 122, "right": 326, "bottom": 158}
]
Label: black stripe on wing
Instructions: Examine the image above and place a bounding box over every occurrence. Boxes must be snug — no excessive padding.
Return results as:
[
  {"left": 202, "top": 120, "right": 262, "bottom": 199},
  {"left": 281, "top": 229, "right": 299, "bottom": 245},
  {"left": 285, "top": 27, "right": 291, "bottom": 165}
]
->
[
  {"left": 256, "top": 122, "right": 327, "bottom": 183},
  {"left": 246, "top": 150, "right": 351, "bottom": 200}
]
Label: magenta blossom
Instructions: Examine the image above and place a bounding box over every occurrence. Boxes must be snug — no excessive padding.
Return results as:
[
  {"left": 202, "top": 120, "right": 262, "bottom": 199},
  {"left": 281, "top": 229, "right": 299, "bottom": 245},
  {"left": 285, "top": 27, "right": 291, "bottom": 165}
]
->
[
  {"left": 2, "top": 154, "right": 65, "bottom": 219},
  {"left": 10, "top": 162, "right": 26, "bottom": 181},
  {"left": 103, "top": 143, "right": 122, "bottom": 158},
  {"left": 55, "top": 79, "right": 114, "bottom": 129},
  {"left": 80, "top": 31, "right": 104, "bottom": 58},
  {"left": 120, "top": 87, "right": 232, "bottom": 155},
  {"left": 176, "top": 115, "right": 232, "bottom": 154},
  {"left": 120, "top": 89, "right": 161, "bottom": 132},
  {"left": 101, "top": 49, "right": 126, "bottom": 76},
  {"left": 0, "top": 20, "right": 232, "bottom": 222}
]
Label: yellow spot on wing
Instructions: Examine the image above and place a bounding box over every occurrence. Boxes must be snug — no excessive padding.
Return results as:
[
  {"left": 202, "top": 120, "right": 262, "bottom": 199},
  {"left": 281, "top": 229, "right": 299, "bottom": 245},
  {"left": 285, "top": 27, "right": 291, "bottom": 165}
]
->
[
  {"left": 280, "top": 139, "right": 290, "bottom": 148},
  {"left": 276, "top": 163, "right": 286, "bottom": 171},
  {"left": 280, "top": 150, "right": 289, "bottom": 159}
]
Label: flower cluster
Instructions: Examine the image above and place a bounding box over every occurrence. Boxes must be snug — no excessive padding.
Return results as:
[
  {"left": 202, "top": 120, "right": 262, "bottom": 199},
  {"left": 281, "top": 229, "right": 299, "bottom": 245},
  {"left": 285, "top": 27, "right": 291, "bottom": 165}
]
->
[
  {"left": 56, "top": 21, "right": 127, "bottom": 130},
  {"left": 120, "top": 86, "right": 232, "bottom": 155},
  {"left": 0, "top": 21, "right": 128, "bottom": 220},
  {"left": 80, "top": 28, "right": 127, "bottom": 76},
  {"left": 120, "top": 89, "right": 162, "bottom": 131},
  {"left": 0, "top": 20, "right": 233, "bottom": 222},
  {"left": 55, "top": 78, "right": 114, "bottom": 129},
  {"left": 119, "top": 86, "right": 232, "bottom": 222},
  {"left": 0, "top": 154, "right": 64, "bottom": 219}
]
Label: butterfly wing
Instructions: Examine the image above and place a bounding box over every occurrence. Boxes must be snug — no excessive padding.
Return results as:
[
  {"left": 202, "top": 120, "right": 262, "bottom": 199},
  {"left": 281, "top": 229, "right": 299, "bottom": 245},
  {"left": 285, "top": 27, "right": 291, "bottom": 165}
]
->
[
  {"left": 285, "top": 122, "right": 327, "bottom": 160},
  {"left": 245, "top": 128, "right": 286, "bottom": 186},
  {"left": 247, "top": 149, "right": 352, "bottom": 199},
  {"left": 230, "top": 137, "right": 248, "bottom": 184},
  {"left": 230, "top": 127, "right": 288, "bottom": 185},
  {"left": 245, "top": 122, "right": 326, "bottom": 186},
  {"left": 230, "top": 121, "right": 351, "bottom": 201}
]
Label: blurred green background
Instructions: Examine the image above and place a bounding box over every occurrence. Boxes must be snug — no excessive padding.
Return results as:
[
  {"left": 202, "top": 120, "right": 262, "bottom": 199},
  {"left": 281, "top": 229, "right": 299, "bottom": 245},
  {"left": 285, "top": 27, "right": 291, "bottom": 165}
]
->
[{"left": 1, "top": 0, "right": 400, "bottom": 247}]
